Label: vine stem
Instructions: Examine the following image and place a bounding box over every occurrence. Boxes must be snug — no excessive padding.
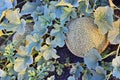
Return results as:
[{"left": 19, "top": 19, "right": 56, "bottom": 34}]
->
[
  {"left": 116, "top": 44, "right": 120, "bottom": 57},
  {"left": 107, "top": 72, "right": 112, "bottom": 80},
  {"left": 102, "top": 51, "right": 116, "bottom": 60},
  {"left": 114, "top": 5, "right": 120, "bottom": 10}
]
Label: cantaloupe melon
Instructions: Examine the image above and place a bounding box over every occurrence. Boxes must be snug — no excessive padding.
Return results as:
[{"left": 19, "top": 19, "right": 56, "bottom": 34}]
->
[{"left": 66, "top": 17, "right": 109, "bottom": 57}]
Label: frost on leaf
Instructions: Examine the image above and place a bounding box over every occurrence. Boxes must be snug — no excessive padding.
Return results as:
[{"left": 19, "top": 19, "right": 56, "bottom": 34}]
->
[
  {"left": 0, "top": 9, "right": 26, "bottom": 35},
  {"left": 49, "top": 1, "right": 63, "bottom": 18},
  {"left": 94, "top": 6, "right": 113, "bottom": 34},
  {"left": 47, "top": 75, "right": 55, "bottom": 80},
  {"left": 84, "top": 48, "right": 102, "bottom": 69},
  {"left": 0, "top": 0, "right": 14, "bottom": 16},
  {"left": 26, "top": 33, "right": 43, "bottom": 54},
  {"left": 69, "top": 62, "right": 83, "bottom": 78},
  {"left": 60, "top": 7, "right": 77, "bottom": 24},
  {"left": 67, "top": 76, "right": 75, "bottom": 80},
  {"left": 108, "top": 19, "right": 120, "bottom": 44},
  {"left": 21, "top": 2, "right": 38, "bottom": 15},
  {"left": 14, "top": 46, "right": 33, "bottom": 72},
  {"left": 40, "top": 45, "right": 60, "bottom": 60},
  {"left": 66, "top": 0, "right": 79, "bottom": 7},
  {"left": 112, "top": 56, "right": 120, "bottom": 79},
  {"left": 50, "top": 24, "right": 68, "bottom": 47},
  {"left": 55, "top": 0, "right": 73, "bottom": 8},
  {"left": 0, "top": 8, "right": 21, "bottom": 24},
  {"left": 90, "top": 66, "right": 106, "bottom": 80},
  {"left": 0, "top": 69, "right": 5, "bottom": 77}
]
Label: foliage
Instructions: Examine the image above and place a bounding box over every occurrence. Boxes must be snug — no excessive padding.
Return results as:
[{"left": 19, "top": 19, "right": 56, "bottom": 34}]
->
[{"left": 0, "top": 0, "right": 120, "bottom": 80}]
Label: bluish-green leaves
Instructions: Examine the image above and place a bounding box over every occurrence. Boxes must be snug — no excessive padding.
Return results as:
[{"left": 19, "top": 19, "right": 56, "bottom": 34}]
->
[
  {"left": 108, "top": 19, "right": 120, "bottom": 44},
  {"left": 14, "top": 46, "right": 33, "bottom": 72},
  {"left": 60, "top": 7, "right": 77, "bottom": 24},
  {"left": 67, "top": 76, "right": 75, "bottom": 80},
  {"left": 40, "top": 45, "right": 60, "bottom": 60},
  {"left": 66, "top": 0, "right": 79, "bottom": 7},
  {"left": 0, "top": 0, "right": 118, "bottom": 80},
  {"left": 94, "top": 6, "right": 113, "bottom": 34},
  {"left": 47, "top": 75, "right": 55, "bottom": 80},
  {"left": 84, "top": 48, "right": 102, "bottom": 69},
  {"left": 4, "top": 43, "right": 15, "bottom": 63},
  {"left": 50, "top": 24, "right": 68, "bottom": 47},
  {"left": 0, "top": 9, "right": 26, "bottom": 35},
  {"left": 0, "top": 0, "right": 14, "bottom": 16},
  {"left": 0, "top": 69, "right": 5, "bottom": 77},
  {"left": 69, "top": 62, "right": 83, "bottom": 78},
  {"left": 26, "top": 33, "right": 43, "bottom": 53},
  {"left": 21, "top": 2, "right": 38, "bottom": 15},
  {"left": 112, "top": 56, "right": 120, "bottom": 79},
  {"left": 90, "top": 66, "right": 106, "bottom": 80}
]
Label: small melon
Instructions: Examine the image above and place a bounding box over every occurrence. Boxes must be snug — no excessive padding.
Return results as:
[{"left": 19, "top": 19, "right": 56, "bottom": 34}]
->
[{"left": 66, "top": 17, "right": 109, "bottom": 57}]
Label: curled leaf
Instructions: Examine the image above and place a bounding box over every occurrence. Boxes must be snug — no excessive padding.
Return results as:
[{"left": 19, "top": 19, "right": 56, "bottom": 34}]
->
[
  {"left": 56, "top": 0, "right": 73, "bottom": 8},
  {"left": 40, "top": 45, "right": 60, "bottom": 60},
  {"left": 94, "top": 6, "right": 113, "bottom": 34},
  {"left": 108, "top": 19, "right": 120, "bottom": 44},
  {"left": 84, "top": 48, "right": 102, "bottom": 69}
]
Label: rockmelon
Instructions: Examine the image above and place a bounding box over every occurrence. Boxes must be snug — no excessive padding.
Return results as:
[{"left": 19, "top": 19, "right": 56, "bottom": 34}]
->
[{"left": 66, "top": 17, "right": 109, "bottom": 57}]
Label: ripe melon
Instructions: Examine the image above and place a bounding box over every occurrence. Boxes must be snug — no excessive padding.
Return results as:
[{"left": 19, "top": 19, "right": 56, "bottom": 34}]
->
[{"left": 66, "top": 17, "right": 109, "bottom": 57}]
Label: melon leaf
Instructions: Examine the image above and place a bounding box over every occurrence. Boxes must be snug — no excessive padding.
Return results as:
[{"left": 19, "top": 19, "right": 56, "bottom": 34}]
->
[
  {"left": 60, "top": 7, "right": 77, "bottom": 24},
  {"left": 47, "top": 75, "right": 55, "bottom": 80},
  {"left": 84, "top": 48, "right": 102, "bottom": 69},
  {"left": 108, "top": 19, "right": 120, "bottom": 44},
  {"left": 40, "top": 45, "right": 60, "bottom": 60},
  {"left": 21, "top": 2, "right": 38, "bottom": 15},
  {"left": 50, "top": 24, "right": 68, "bottom": 47},
  {"left": 26, "top": 33, "right": 43, "bottom": 53},
  {"left": 67, "top": 76, "right": 75, "bottom": 80},
  {"left": 94, "top": 6, "right": 113, "bottom": 34},
  {"left": 90, "top": 66, "right": 106, "bottom": 80}
]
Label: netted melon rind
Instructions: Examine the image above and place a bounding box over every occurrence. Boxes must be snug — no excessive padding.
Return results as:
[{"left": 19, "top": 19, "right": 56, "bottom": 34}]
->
[{"left": 66, "top": 17, "right": 108, "bottom": 57}]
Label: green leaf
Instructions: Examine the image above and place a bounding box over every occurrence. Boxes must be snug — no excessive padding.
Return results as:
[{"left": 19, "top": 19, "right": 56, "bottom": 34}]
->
[
  {"left": 14, "top": 56, "right": 33, "bottom": 72},
  {"left": 70, "top": 62, "right": 83, "bottom": 78},
  {"left": 90, "top": 66, "right": 106, "bottom": 80},
  {"left": 47, "top": 75, "right": 55, "bottom": 80},
  {"left": 31, "top": 6, "right": 44, "bottom": 21},
  {"left": 55, "top": 0, "right": 73, "bottom": 8},
  {"left": 0, "top": 69, "right": 5, "bottom": 77},
  {"left": 17, "top": 46, "right": 29, "bottom": 56},
  {"left": 108, "top": 19, "right": 120, "bottom": 44},
  {"left": 50, "top": 24, "right": 68, "bottom": 47},
  {"left": 60, "top": 7, "right": 77, "bottom": 24},
  {"left": 38, "top": 13, "right": 56, "bottom": 27},
  {"left": 16, "top": 19, "right": 26, "bottom": 35},
  {"left": 112, "top": 56, "right": 120, "bottom": 79},
  {"left": 1, "top": 8, "right": 21, "bottom": 24},
  {"left": 40, "top": 45, "right": 60, "bottom": 60},
  {"left": 26, "top": 33, "right": 43, "bottom": 53},
  {"left": 14, "top": 58, "right": 27, "bottom": 72},
  {"left": 84, "top": 48, "right": 102, "bottom": 69},
  {"left": 66, "top": 0, "right": 79, "bottom": 7},
  {"left": 14, "top": 46, "right": 33, "bottom": 72},
  {"left": 4, "top": 43, "right": 15, "bottom": 63},
  {"left": 0, "top": 19, "right": 26, "bottom": 35},
  {"left": 82, "top": 69, "right": 92, "bottom": 80},
  {"left": 21, "top": 2, "right": 38, "bottom": 15},
  {"left": 78, "top": 1, "right": 90, "bottom": 16},
  {"left": 0, "top": 0, "right": 13, "bottom": 16},
  {"left": 94, "top": 6, "right": 113, "bottom": 34},
  {"left": 67, "top": 76, "right": 75, "bottom": 80},
  {"left": 18, "top": 70, "right": 26, "bottom": 80},
  {"left": 32, "top": 20, "right": 48, "bottom": 37}
]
